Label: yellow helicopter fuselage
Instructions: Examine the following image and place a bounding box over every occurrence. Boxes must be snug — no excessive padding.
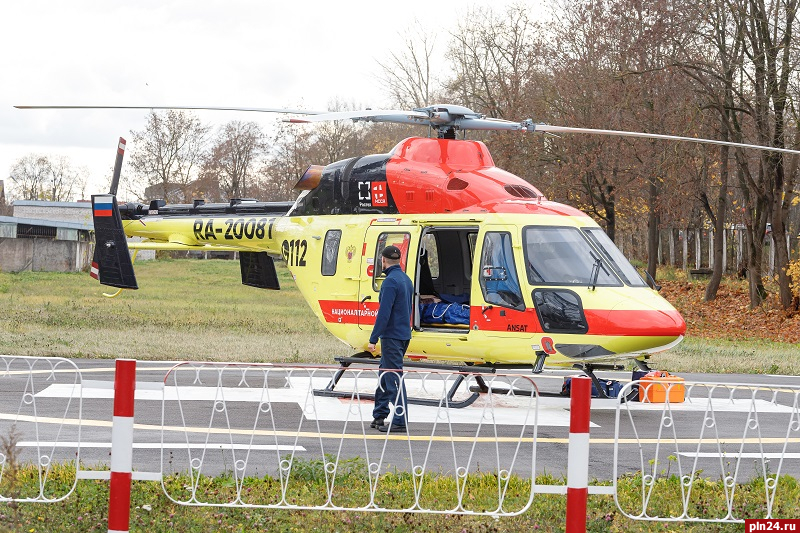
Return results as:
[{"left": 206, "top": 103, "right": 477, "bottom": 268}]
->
[{"left": 121, "top": 206, "right": 684, "bottom": 367}]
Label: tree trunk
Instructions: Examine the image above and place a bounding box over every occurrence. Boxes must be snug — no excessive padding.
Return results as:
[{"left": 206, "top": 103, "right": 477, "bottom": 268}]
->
[
  {"left": 605, "top": 183, "right": 616, "bottom": 243},
  {"left": 646, "top": 177, "right": 660, "bottom": 280},
  {"left": 772, "top": 211, "right": 793, "bottom": 308},
  {"left": 705, "top": 143, "right": 729, "bottom": 301},
  {"left": 745, "top": 217, "right": 768, "bottom": 307}
]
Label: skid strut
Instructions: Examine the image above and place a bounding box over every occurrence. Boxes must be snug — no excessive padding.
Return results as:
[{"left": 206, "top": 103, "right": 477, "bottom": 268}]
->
[
  {"left": 572, "top": 362, "right": 640, "bottom": 401},
  {"left": 314, "top": 352, "right": 496, "bottom": 409}
]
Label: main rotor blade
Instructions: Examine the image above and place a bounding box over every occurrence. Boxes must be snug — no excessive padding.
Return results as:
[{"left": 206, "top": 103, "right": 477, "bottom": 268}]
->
[
  {"left": 18, "top": 103, "right": 799, "bottom": 155},
  {"left": 457, "top": 117, "right": 528, "bottom": 131},
  {"left": 533, "top": 124, "right": 800, "bottom": 156},
  {"left": 14, "top": 105, "right": 328, "bottom": 115},
  {"left": 285, "top": 108, "right": 430, "bottom": 123}
]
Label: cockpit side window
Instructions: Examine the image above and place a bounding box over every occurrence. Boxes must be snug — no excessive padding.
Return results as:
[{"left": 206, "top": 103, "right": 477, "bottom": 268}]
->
[{"left": 479, "top": 232, "right": 525, "bottom": 311}]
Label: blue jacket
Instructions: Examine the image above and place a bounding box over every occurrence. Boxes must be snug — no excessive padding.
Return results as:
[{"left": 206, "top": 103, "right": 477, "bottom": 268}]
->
[{"left": 369, "top": 264, "right": 413, "bottom": 343}]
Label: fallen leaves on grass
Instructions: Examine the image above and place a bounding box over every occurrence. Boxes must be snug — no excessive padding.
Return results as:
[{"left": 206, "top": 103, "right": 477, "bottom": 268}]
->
[{"left": 660, "top": 280, "right": 800, "bottom": 344}]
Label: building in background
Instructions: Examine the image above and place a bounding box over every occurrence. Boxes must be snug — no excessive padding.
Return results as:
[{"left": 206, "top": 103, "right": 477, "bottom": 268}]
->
[{"left": 0, "top": 200, "right": 153, "bottom": 273}]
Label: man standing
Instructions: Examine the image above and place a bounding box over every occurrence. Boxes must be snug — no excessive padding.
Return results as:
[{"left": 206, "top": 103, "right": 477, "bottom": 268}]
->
[{"left": 368, "top": 245, "right": 413, "bottom": 433}]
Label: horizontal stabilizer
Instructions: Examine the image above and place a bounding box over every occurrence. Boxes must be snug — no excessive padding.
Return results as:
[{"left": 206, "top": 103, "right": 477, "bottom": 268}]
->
[
  {"left": 91, "top": 194, "right": 138, "bottom": 289},
  {"left": 240, "top": 252, "right": 280, "bottom": 290}
]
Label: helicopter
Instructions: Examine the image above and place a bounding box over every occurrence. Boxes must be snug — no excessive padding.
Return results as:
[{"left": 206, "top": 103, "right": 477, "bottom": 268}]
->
[{"left": 17, "top": 103, "right": 800, "bottom": 399}]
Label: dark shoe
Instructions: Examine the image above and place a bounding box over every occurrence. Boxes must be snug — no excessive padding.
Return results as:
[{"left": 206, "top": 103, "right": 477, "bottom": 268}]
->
[
  {"left": 370, "top": 418, "right": 385, "bottom": 428},
  {"left": 378, "top": 424, "right": 407, "bottom": 433}
]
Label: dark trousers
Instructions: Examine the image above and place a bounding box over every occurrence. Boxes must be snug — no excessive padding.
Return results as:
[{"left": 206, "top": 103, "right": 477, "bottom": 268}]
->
[{"left": 372, "top": 337, "right": 410, "bottom": 426}]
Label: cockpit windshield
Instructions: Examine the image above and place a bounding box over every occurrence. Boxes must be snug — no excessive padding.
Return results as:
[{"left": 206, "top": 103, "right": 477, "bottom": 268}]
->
[
  {"left": 523, "top": 226, "right": 620, "bottom": 286},
  {"left": 582, "top": 228, "right": 647, "bottom": 287}
]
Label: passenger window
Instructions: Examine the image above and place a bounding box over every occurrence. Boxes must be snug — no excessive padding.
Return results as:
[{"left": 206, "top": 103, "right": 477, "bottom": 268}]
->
[
  {"left": 479, "top": 232, "right": 525, "bottom": 311},
  {"left": 373, "top": 232, "right": 410, "bottom": 291},
  {"left": 322, "top": 230, "right": 342, "bottom": 276}
]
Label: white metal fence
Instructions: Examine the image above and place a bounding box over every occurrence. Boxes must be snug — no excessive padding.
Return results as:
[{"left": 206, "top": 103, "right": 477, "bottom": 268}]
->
[
  {"left": 0, "top": 355, "right": 82, "bottom": 502},
  {"left": 2, "top": 355, "right": 800, "bottom": 527},
  {"left": 613, "top": 380, "right": 800, "bottom": 522},
  {"left": 160, "top": 363, "right": 539, "bottom": 515}
]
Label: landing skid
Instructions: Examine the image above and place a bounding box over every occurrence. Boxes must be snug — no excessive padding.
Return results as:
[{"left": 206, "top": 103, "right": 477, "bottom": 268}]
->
[
  {"left": 314, "top": 353, "right": 651, "bottom": 406},
  {"left": 471, "top": 360, "right": 651, "bottom": 401},
  {"left": 313, "top": 352, "right": 497, "bottom": 409}
]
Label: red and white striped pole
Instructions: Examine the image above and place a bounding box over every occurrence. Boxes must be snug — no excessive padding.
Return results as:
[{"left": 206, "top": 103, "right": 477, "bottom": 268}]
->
[
  {"left": 566, "top": 376, "right": 591, "bottom": 533},
  {"left": 108, "top": 359, "right": 136, "bottom": 533}
]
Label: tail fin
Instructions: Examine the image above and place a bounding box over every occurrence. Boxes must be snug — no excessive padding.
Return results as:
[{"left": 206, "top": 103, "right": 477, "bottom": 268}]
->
[{"left": 90, "top": 194, "right": 138, "bottom": 289}]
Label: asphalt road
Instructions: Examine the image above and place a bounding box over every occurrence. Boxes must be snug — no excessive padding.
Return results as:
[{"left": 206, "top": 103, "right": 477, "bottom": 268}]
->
[{"left": 1, "top": 357, "right": 798, "bottom": 494}]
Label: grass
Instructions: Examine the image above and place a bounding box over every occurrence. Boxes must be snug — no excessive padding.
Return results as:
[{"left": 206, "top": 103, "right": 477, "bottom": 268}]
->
[
  {"left": 650, "top": 336, "right": 800, "bottom": 375},
  {"left": 0, "top": 259, "right": 351, "bottom": 363},
  {"left": 2, "top": 461, "right": 798, "bottom": 532},
  {"left": 1, "top": 258, "right": 798, "bottom": 373}
]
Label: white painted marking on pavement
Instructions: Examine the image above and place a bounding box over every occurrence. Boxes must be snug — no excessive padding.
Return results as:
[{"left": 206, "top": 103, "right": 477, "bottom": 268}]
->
[
  {"left": 18, "top": 441, "right": 304, "bottom": 451},
  {"left": 679, "top": 452, "right": 800, "bottom": 459}
]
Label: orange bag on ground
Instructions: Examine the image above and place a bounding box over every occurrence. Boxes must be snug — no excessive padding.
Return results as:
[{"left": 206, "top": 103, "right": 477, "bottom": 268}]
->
[{"left": 639, "top": 371, "right": 685, "bottom": 403}]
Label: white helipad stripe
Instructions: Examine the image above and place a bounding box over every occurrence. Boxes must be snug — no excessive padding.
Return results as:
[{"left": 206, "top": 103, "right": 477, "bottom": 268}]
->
[
  {"left": 679, "top": 452, "right": 800, "bottom": 459},
  {"left": 35, "top": 384, "right": 308, "bottom": 402},
  {"left": 33, "top": 378, "right": 796, "bottom": 430},
  {"left": 18, "top": 441, "right": 304, "bottom": 451},
  {"left": 34, "top": 381, "right": 569, "bottom": 427},
  {"left": 590, "top": 397, "right": 796, "bottom": 413},
  {"left": 132, "top": 472, "right": 162, "bottom": 481},
  {"left": 81, "top": 380, "right": 164, "bottom": 391}
]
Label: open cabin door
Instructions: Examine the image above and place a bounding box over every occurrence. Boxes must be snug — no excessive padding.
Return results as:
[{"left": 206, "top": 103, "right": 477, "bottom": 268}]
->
[
  {"left": 413, "top": 225, "right": 478, "bottom": 331},
  {"left": 357, "top": 224, "right": 418, "bottom": 330}
]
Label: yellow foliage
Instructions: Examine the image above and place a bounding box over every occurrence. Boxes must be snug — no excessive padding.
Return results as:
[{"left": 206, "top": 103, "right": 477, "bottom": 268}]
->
[{"left": 788, "top": 258, "right": 800, "bottom": 297}]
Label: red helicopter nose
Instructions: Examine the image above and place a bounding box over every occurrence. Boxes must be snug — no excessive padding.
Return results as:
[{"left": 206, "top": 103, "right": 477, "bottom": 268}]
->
[{"left": 604, "top": 298, "right": 687, "bottom": 338}]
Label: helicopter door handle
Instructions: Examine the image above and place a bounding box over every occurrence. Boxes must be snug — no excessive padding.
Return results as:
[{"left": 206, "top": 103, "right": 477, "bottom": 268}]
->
[{"left": 360, "top": 295, "right": 371, "bottom": 304}]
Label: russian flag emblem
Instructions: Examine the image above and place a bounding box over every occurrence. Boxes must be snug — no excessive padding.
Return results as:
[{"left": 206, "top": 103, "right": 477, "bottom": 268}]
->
[{"left": 94, "top": 195, "right": 113, "bottom": 217}]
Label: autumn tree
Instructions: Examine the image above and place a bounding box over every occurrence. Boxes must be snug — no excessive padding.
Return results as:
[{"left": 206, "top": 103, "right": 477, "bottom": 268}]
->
[
  {"left": 310, "top": 98, "right": 373, "bottom": 163},
  {"left": 128, "top": 110, "right": 210, "bottom": 203},
  {"left": 8, "top": 154, "right": 87, "bottom": 201},
  {"left": 443, "top": 5, "right": 548, "bottom": 182},
  {"left": 671, "top": 0, "right": 747, "bottom": 301},
  {"left": 446, "top": 5, "right": 541, "bottom": 119},
  {"left": 258, "top": 99, "right": 380, "bottom": 201},
  {"left": 737, "top": 0, "right": 800, "bottom": 309},
  {"left": 679, "top": 0, "right": 800, "bottom": 308},
  {"left": 201, "top": 121, "right": 265, "bottom": 200},
  {"left": 259, "top": 121, "right": 316, "bottom": 201},
  {"left": 377, "top": 21, "right": 441, "bottom": 109},
  {"left": 0, "top": 180, "right": 6, "bottom": 215},
  {"left": 540, "top": 0, "right": 633, "bottom": 241}
]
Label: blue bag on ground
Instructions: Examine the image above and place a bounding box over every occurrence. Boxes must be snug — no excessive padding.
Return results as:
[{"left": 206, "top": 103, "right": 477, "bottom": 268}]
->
[{"left": 561, "top": 377, "right": 622, "bottom": 398}]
